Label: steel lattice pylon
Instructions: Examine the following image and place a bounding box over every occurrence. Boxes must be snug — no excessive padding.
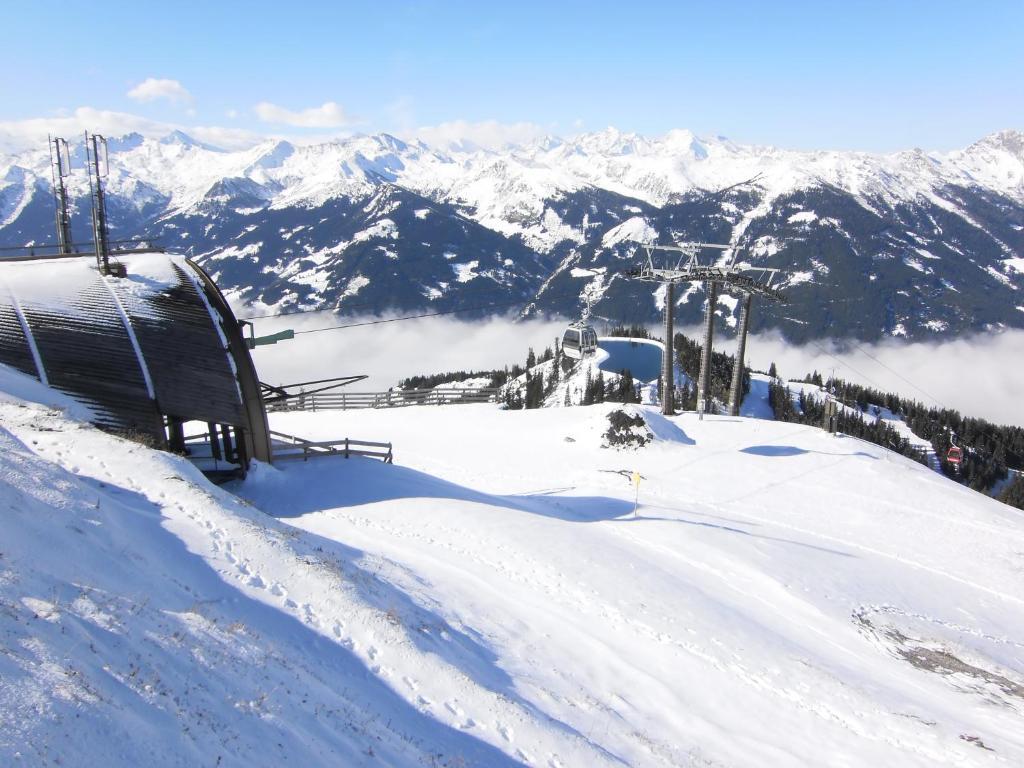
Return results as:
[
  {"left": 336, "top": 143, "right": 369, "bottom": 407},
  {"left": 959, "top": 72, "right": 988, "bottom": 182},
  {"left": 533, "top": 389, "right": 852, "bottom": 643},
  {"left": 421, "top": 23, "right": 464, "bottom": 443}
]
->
[{"left": 624, "top": 241, "right": 787, "bottom": 416}]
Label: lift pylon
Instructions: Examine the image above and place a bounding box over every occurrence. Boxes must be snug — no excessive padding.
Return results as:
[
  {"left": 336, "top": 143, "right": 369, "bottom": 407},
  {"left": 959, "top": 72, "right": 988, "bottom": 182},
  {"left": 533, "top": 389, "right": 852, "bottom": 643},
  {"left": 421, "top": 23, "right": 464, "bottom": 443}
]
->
[{"left": 625, "top": 241, "right": 787, "bottom": 417}]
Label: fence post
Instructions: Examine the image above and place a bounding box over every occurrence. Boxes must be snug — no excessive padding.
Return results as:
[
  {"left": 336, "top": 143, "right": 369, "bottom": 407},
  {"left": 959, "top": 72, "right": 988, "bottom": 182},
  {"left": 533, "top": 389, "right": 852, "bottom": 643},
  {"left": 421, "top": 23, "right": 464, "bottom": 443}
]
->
[{"left": 344, "top": 437, "right": 350, "bottom": 458}]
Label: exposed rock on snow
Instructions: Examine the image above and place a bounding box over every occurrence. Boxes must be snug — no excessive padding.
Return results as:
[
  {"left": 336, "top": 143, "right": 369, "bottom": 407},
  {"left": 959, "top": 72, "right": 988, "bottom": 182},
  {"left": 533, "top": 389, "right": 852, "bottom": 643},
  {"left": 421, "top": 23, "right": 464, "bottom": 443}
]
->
[{"left": 603, "top": 407, "right": 654, "bottom": 449}]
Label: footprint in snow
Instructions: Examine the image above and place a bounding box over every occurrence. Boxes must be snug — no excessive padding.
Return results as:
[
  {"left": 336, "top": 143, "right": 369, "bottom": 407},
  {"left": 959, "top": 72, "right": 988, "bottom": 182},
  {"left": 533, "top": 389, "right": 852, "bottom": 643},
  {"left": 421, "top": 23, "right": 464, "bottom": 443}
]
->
[
  {"left": 402, "top": 675, "right": 417, "bottom": 690},
  {"left": 445, "top": 701, "right": 464, "bottom": 717},
  {"left": 417, "top": 695, "right": 432, "bottom": 708},
  {"left": 284, "top": 598, "right": 298, "bottom": 609},
  {"left": 498, "top": 724, "right": 513, "bottom": 742},
  {"left": 248, "top": 575, "right": 265, "bottom": 588},
  {"left": 269, "top": 583, "right": 285, "bottom": 597}
]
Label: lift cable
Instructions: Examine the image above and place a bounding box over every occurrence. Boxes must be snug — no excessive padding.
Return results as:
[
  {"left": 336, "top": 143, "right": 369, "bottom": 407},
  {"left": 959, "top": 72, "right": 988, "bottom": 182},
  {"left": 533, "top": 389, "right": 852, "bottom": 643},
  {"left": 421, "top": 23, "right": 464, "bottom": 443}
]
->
[{"left": 288, "top": 290, "right": 583, "bottom": 336}]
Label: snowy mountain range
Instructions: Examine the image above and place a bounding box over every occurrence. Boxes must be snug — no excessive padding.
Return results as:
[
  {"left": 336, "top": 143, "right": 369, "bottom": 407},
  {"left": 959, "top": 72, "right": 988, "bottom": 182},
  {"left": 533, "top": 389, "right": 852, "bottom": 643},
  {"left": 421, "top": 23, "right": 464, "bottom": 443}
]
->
[{"left": 2, "top": 128, "right": 1023, "bottom": 341}]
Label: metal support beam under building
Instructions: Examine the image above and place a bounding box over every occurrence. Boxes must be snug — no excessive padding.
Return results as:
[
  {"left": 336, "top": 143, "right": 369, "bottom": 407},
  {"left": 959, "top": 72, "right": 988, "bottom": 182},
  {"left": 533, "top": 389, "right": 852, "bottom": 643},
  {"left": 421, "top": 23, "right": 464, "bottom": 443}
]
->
[
  {"left": 696, "top": 281, "right": 719, "bottom": 415},
  {"left": 661, "top": 281, "right": 675, "bottom": 415},
  {"left": 727, "top": 292, "right": 753, "bottom": 416}
]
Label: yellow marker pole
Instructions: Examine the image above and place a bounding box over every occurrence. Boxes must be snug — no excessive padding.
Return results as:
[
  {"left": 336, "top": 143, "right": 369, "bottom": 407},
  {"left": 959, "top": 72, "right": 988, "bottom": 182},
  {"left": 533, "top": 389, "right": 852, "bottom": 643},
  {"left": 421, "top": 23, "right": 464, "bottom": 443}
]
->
[{"left": 631, "top": 471, "right": 641, "bottom": 518}]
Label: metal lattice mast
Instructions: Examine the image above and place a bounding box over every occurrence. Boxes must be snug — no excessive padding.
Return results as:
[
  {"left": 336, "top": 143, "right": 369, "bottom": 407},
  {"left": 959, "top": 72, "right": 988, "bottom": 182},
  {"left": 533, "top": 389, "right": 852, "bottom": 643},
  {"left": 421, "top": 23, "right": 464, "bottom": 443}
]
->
[
  {"left": 727, "top": 292, "right": 753, "bottom": 416},
  {"left": 48, "top": 136, "right": 74, "bottom": 255},
  {"left": 661, "top": 281, "right": 675, "bottom": 415},
  {"left": 696, "top": 281, "right": 718, "bottom": 414},
  {"left": 86, "top": 132, "right": 116, "bottom": 276}
]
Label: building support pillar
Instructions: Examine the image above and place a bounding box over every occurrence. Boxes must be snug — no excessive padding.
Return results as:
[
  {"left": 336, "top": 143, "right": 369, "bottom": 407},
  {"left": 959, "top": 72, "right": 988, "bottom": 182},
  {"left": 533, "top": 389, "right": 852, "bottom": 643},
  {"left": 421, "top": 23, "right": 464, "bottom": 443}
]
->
[
  {"left": 696, "top": 281, "right": 719, "bottom": 416},
  {"left": 727, "top": 292, "right": 753, "bottom": 416},
  {"left": 661, "top": 281, "right": 675, "bottom": 415}
]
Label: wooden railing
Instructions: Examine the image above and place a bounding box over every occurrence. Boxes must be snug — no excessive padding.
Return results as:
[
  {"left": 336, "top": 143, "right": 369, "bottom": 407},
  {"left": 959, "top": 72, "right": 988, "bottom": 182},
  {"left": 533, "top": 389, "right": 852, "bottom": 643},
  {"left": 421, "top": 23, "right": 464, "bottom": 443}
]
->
[
  {"left": 270, "top": 430, "right": 393, "bottom": 463},
  {"left": 266, "top": 387, "right": 500, "bottom": 412}
]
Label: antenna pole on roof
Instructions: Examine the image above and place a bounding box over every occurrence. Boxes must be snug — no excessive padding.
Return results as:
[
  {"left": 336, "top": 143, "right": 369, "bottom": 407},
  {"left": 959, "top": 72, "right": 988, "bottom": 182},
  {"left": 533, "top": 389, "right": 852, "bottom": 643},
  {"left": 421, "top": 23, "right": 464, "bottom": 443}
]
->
[
  {"left": 48, "top": 135, "right": 74, "bottom": 255},
  {"left": 85, "top": 132, "right": 124, "bottom": 277}
]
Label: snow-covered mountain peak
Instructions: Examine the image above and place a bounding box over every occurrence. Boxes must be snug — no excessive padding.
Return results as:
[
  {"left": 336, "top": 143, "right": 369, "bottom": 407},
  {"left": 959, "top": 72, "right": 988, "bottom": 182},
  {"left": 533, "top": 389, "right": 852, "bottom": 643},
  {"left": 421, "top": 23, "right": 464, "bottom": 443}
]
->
[
  {"left": 158, "top": 129, "right": 216, "bottom": 150},
  {"left": 245, "top": 138, "right": 296, "bottom": 171},
  {"left": 950, "top": 129, "right": 1024, "bottom": 196},
  {"left": 659, "top": 128, "right": 711, "bottom": 159},
  {"left": 107, "top": 132, "right": 147, "bottom": 153},
  {"left": 970, "top": 129, "right": 1024, "bottom": 157},
  {"left": 570, "top": 127, "right": 651, "bottom": 156}
]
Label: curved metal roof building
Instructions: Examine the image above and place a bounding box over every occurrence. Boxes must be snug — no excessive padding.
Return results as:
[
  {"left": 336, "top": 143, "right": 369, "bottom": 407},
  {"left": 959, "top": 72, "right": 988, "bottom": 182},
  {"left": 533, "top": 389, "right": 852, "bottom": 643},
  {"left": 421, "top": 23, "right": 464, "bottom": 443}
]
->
[{"left": 0, "top": 251, "right": 272, "bottom": 475}]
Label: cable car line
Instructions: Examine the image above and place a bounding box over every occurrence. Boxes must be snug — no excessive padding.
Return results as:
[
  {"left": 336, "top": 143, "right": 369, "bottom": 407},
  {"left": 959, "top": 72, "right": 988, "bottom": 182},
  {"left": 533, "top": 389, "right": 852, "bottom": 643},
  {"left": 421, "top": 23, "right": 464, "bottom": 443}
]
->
[
  {"left": 846, "top": 341, "right": 944, "bottom": 409},
  {"left": 289, "top": 290, "right": 582, "bottom": 336}
]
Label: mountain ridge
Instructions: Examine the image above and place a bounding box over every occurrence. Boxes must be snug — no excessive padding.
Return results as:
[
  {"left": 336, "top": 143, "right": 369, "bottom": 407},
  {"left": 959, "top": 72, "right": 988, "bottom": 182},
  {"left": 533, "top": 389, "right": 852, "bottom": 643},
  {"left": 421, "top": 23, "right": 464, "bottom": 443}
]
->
[{"left": 1, "top": 128, "right": 1022, "bottom": 341}]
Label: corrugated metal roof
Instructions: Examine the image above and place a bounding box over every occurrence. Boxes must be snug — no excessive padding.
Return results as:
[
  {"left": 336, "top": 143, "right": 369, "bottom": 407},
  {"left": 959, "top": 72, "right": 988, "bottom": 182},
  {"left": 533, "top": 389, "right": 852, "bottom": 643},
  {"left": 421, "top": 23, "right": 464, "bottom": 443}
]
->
[
  {"left": 109, "top": 257, "right": 246, "bottom": 427},
  {"left": 0, "top": 252, "right": 249, "bottom": 444},
  {"left": 0, "top": 303, "right": 37, "bottom": 379}
]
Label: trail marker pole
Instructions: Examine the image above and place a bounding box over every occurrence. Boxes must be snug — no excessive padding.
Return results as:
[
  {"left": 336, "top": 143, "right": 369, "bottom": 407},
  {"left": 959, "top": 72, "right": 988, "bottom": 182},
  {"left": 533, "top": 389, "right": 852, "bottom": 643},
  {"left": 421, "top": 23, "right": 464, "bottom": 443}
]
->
[{"left": 632, "top": 471, "right": 641, "bottom": 518}]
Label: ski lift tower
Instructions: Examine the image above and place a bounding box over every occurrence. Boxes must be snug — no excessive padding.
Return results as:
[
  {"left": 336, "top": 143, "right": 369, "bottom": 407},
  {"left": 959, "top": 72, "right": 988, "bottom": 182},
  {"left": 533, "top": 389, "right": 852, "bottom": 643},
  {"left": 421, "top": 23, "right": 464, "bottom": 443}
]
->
[{"left": 626, "top": 241, "right": 786, "bottom": 417}]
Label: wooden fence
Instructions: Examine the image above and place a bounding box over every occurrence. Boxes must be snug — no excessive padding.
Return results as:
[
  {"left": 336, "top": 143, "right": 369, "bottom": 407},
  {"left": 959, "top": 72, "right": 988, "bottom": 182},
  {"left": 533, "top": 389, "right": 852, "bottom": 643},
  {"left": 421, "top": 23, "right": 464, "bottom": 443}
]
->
[
  {"left": 270, "top": 430, "right": 393, "bottom": 463},
  {"left": 266, "top": 387, "right": 500, "bottom": 412}
]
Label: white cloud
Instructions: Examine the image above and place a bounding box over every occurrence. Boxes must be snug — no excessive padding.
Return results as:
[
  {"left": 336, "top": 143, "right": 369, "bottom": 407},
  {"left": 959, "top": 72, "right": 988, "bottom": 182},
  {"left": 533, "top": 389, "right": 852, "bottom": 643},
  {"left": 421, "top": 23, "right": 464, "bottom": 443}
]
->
[
  {"left": 254, "top": 101, "right": 351, "bottom": 128},
  {"left": 698, "top": 327, "right": 1024, "bottom": 428},
  {"left": 237, "top": 314, "right": 1024, "bottom": 428},
  {"left": 410, "top": 119, "right": 548, "bottom": 152},
  {"left": 0, "top": 107, "right": 167, "bottom": 153},
  {"left": 127, "top": 78, "right": 193, "bottom": 105},
  {"left": 0, "top": 108, "right": 265, "bottom": 154},
  {"left": 246, "top": 314, "right": 565, "bottom": 392},
  {"left": 186, "top": 125, "right": 265, "bottom": 151}
]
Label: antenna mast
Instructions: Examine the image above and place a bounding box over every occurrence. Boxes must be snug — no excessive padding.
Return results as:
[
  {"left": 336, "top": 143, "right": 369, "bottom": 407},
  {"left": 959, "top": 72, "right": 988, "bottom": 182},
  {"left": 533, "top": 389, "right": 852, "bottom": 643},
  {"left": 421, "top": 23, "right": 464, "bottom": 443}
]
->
[
  {"left": 85, "top": 132, "right": 124, "bottom": 277},
  {"left": 48, "top": 136, "right": 74, "bottom": 255}
]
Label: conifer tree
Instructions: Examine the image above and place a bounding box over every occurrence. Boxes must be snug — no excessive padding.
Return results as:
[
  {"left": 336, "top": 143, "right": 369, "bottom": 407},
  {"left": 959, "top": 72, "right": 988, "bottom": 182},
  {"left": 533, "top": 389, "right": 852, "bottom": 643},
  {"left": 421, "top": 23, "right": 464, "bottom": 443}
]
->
[
  {"left": 999, "top": 476, "right": 1024, "bottom": 510},
  {"left": 582, "top": 367, "right": 594, "bottom": 406},
  {"left": 594, "top": 370, "right": 605, "bottom": 403}
]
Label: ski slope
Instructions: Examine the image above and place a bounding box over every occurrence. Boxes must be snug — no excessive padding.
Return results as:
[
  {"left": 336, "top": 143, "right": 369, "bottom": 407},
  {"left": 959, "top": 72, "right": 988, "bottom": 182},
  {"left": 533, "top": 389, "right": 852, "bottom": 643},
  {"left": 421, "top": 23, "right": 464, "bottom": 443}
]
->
[{"left": 2, "top": 364, "right": 1024, "bottom": 766}]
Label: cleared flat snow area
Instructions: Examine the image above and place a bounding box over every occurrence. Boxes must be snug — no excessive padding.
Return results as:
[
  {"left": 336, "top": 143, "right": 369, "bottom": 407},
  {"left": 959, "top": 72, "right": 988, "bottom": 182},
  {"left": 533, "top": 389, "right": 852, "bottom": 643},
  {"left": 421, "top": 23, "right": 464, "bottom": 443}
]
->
[
  {"left": 253, "top": 404, "right": 1024, "bottom": 766},
  {"left": 2, "top": 370, "right": 1023, "bottom": 766}
]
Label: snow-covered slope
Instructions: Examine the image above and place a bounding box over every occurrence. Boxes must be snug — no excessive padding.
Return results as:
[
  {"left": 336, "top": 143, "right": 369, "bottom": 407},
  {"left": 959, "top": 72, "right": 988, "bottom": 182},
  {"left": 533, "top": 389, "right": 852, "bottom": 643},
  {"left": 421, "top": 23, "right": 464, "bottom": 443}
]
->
[{"left": 3, "top": 362, "right": 1023, "bottom": 766}]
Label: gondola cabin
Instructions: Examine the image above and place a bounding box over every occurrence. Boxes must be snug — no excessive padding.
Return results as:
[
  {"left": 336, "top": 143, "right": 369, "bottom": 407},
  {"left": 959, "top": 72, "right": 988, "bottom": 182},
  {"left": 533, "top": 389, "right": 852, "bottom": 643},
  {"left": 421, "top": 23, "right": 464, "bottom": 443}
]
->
[
  {"left": 562, "top": 322, "right": 598, "bottom": 360},
  {"left": 947, "top": 445, "right": 963, "bottom": 466}
]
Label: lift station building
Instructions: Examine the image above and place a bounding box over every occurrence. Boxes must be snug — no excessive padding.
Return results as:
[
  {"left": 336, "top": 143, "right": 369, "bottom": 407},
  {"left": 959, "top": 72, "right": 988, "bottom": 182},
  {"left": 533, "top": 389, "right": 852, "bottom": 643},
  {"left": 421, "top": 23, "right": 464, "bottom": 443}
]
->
[{"left": 0, "top": 250, "right": 272, "bottom": 476}]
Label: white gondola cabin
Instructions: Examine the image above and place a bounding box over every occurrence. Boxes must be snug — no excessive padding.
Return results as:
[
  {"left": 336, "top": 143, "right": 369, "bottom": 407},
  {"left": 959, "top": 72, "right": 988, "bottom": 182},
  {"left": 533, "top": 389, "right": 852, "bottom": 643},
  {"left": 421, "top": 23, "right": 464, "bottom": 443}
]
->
[{"left": 562, "top": 322, "right": 598, "bottom": 360}]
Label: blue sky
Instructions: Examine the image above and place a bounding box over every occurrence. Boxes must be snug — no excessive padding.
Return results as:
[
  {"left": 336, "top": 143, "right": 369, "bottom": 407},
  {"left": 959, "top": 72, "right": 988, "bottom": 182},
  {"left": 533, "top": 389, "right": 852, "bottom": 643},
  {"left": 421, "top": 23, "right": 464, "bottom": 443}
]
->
[{"left": 3, "top": 0, "right": 1022, "bottom": 151}]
